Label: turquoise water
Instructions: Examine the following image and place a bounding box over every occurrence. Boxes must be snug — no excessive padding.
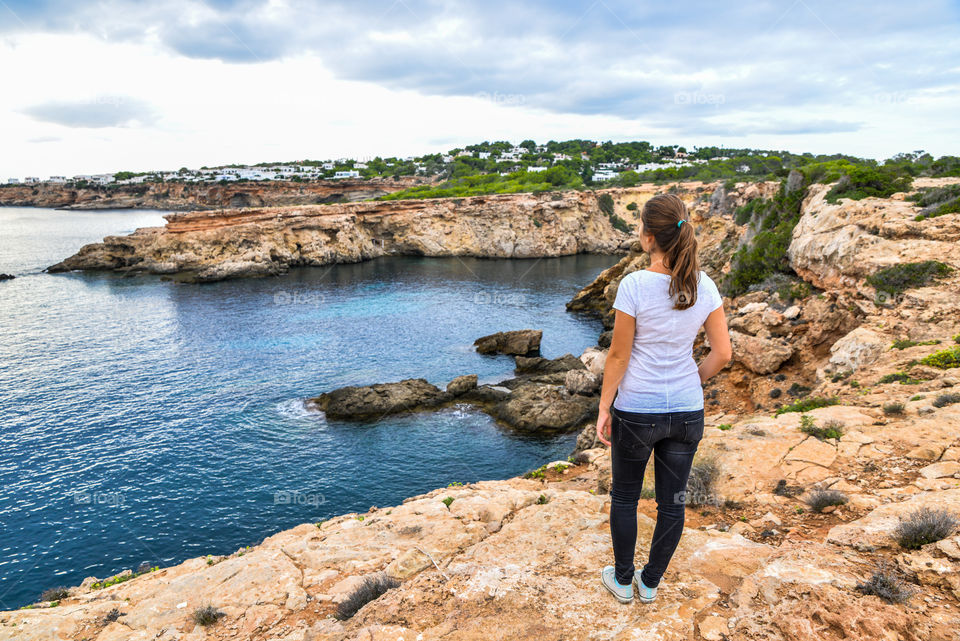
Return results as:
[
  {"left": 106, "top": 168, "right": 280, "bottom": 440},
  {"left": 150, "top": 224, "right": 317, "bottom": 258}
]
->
[{"left": 0, "top": 207, "right": 612, "bottom": 608}]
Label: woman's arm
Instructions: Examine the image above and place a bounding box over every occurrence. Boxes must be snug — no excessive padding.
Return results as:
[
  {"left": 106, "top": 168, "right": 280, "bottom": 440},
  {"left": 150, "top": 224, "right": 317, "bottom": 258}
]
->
[
  {"left": 596, "top": 309, "right": 636, "bottom": 446},
  {"left": 698, "top": 306, "right": 732, "bottom": 383}
]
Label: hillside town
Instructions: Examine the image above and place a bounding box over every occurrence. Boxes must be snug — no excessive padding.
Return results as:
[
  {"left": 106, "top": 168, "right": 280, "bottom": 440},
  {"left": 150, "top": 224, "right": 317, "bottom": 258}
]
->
[{"left": 3, "top": 141, "right": 732, "bottom": 187}]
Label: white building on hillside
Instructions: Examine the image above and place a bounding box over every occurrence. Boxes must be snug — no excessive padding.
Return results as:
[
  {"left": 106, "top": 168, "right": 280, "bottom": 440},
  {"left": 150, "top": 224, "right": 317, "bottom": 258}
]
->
[
  {"left": 7, "top": 178, "right": 19, "bottom": 184},
  {"left": 332, "top": 170, "right": 360, "bottom": 179},
  {"left": 24, "top": 177, "right": 40, "bottom": 183},
  {"left": 48, "top": 176, "right": 67, "bottom": 183},
  {"left": 593, "top": 169, "right": 619, "bottom": 181}
]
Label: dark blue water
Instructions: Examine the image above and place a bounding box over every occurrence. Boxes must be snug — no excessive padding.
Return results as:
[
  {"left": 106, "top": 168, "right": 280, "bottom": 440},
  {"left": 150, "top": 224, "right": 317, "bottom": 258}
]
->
[{"left": 0, "top": 207, "right": 611, "bottom": 609}]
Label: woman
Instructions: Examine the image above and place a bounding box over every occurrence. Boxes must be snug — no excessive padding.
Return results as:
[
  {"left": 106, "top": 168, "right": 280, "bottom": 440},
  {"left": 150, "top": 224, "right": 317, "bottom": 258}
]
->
[{"left": 596, "top": 193, "right": 732, "bottom": 604}]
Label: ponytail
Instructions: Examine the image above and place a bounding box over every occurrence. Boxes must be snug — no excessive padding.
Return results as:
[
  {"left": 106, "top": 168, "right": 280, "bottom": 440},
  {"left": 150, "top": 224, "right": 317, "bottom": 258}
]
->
[{"left": 641, "top": 194, "right": 700, "bottom": 310}]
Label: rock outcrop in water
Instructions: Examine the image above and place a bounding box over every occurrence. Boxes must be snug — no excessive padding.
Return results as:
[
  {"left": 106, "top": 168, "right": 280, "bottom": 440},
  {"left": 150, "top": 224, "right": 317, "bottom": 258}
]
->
[
  {"left": 47, "top": 190, "right": 632, "bottom": 282},
  {"left": 0, "top": 178, "right": 423, "bottom": 210}
]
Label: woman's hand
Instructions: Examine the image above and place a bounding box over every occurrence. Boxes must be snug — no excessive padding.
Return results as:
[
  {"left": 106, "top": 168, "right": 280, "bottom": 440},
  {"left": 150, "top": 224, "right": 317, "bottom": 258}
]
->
[{"left": 596, "top": 406, "right": 612, "bottom": 447}]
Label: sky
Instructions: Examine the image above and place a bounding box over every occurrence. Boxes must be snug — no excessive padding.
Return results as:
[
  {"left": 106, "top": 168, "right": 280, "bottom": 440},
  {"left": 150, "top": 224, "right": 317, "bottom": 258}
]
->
[{"left": 0, "top": 0, "right": 958, "bottom": 178}]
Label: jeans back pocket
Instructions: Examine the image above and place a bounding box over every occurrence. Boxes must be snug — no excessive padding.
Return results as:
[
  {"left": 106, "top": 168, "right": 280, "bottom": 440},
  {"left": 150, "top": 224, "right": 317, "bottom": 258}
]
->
[
  {"left": 681, "top": 413, "right": 705, "bottom": 443},
  {"left": 615, "top": 411, "right": 657, "bottom": 451}
]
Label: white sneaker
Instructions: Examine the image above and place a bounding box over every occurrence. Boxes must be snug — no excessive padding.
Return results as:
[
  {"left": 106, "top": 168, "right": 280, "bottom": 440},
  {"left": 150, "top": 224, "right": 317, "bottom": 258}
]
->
[
  {"left": 633, "top": 574, "right": 658, "bottom": 603},
  {"left": 601, "top": 566, "right": 633, "bottom": 603}
]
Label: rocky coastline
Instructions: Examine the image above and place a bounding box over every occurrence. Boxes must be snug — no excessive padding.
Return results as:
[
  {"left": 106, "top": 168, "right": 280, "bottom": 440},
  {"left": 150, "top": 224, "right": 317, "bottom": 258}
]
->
[
  {"left": 45, "top": 188, "right": 637, "bottom": 282},
  {"left": 5, "top": 177, "right": 960, "bottom": 640},
  {"left": 0, "top": 178, "right": 425, "bottom": 211}
]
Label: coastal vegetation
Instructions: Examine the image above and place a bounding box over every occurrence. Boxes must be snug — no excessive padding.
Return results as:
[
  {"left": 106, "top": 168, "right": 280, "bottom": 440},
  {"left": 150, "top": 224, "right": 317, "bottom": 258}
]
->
[
  {"left": 335, "top": 573, "right": 401, "bottom": 620},
  {"left": 893, "top": 507, "right": 959, "bottom": 549},
  {"left": 865, "top": 261, "right": 953, "bottom": 295}
]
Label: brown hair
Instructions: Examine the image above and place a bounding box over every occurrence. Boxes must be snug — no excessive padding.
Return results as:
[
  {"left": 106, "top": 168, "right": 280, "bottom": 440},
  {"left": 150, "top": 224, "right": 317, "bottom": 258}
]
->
[{"left": 641, "top": 194, "right": 700, "bottom": 310}]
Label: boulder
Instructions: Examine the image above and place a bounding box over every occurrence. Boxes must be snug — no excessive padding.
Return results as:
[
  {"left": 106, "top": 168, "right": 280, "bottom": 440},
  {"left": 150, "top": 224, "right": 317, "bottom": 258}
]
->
[
  {"left": 473, "top": 330, "right": 542, "bottom": 356},
  {"left": 827, "top": 327, "right": 888, "bottom": 372},
  {"left": 491, "top": 383, "right": 598, "bottom": 432},
  {"left": 564, "top": 370, "right": 599, "bottom": 395},
  {"left": 309, "top": 378, "right": 450, "bottom": 419},
  {"left": 579, "top": 347, "right": 607, "bottom": 377},
  {"left": 446, "top": 374, "right": 478, "bottom": 395},
  {"left": 514, "top": 353, "right": 585, "bottom": 374},
  {"left": 730, "top": 330, "right": 793, "bottom": 374}
]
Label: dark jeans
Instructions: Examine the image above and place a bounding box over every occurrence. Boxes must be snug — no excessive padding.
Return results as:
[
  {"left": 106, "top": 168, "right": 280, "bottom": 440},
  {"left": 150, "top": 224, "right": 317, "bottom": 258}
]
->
[{"left": 609, "top": 405, "right": 704, "bottom": 587}]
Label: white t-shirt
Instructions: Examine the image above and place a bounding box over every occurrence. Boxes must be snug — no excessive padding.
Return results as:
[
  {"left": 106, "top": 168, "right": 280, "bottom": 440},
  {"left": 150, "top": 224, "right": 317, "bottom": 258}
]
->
[{"left": 611, "top": 269, "right": 723, "bottom": 413}]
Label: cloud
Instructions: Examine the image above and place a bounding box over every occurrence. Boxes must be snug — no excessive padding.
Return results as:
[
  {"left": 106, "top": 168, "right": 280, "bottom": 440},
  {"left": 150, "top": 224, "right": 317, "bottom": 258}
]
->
[
  {"left": 20, "top": 96, "right": 158, "bottom": 128},
  {"left": 0, "top": 0, "right": 958, "bottom": 147},
  {"left": 26, "top": 135, "right": 61, "bottom": 143}
]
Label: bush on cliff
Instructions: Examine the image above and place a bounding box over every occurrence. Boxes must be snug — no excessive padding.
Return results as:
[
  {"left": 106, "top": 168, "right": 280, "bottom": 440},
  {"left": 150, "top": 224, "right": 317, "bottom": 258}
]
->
[
  {"left": 919, "top": 345, "right": 960, "bottom": 369},
  {"left": 379, "top": 166, "right": 582, "bottom": 200},
  {"left": 824, "top": 165, "right": 913, "bottom": 203},
  {"left": 192, "top": 605, "right": 225, "bottom": 626},
  {"left": 722, "top": 171, "right": 808, "bottom": 297},
  {"left": 335, "top": 573, "right": 401, "bottom": 620},
  {"left": 909, "top": 183, "right": 960, "bottom": 220},
  {"left": 866, "top": 261, "right": 953, "bottom": 295}
]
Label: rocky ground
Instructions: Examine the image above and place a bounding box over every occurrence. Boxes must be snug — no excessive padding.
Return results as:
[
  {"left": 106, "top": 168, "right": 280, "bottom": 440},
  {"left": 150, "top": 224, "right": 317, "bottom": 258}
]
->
[{"left": 6, "top": 177, "right": 960, "bottom": 640}]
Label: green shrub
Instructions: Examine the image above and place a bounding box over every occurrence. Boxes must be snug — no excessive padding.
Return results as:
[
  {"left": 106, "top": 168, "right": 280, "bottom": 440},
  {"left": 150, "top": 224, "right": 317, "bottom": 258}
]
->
[
  {"left": 893, "top": 507, "right": 958, "bottom": 549},
  {"left": 933, "top": 393, "right": 960, "bottom": 408},
  {"left": 798, "top": 414, "right": 844, "bottom": 440},
  {"left": 805, "top": 489, "right": 848, "bottom": 513},
  {"left": 723, "top": 174, "right": 808, "bottom": 296},
  {"left": 775, "top": 396, "right": 838, "bottom": 415},
  {"left": 40, "top": 587, "right": 69, "bottom": 602},
  {"left": 717, "top": 423, "right": 732, "bottom": 431},
  {"left": 856, "top": 566, "right": 915, "bottom": 603},
  {"left": 878, "top": 371, "right": 921, "bottom": 384},
  {"left": 910, "top": 394, "right": 925, "bottom": 401},
  {"left": 883, "top": 402, "right": 905, "bottom": 415},
  {"left": 909, "top": 184, "right": 960, "bottom": 220},
  {"left": 954, "top": 333, "right": 960, "bottom": 344},
  {"left": 866, "top": 261, "right": 953, "bottom": 295},
  {"left": 824, "top": 165, "right": 912, "bottom": 202},
  {"left": 192, "top": 605, "right": 226, "bottom": 626},
  {"left": 919, "top": 345, "right": 960, "bottom": 369},
  {"left": 335, "top": 573, "right": 401, "bottom": 620},
  {"left": 626, "top": 201, "right": 637, "bottom": 211},
  {"left": 442, "top": 496, "right": 454, "bottom": 508},
  {"left": 685, "top": 457, "right": 721, "bottom": 507},
  {"left": 598, "top": 193, "right": 615, "bottom": 217}
]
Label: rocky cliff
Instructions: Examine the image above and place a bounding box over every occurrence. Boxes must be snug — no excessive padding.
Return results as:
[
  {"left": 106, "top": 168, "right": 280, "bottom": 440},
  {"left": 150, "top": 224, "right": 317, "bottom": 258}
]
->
[
  {"left": 567, "top": 176, "right": 960, "bottom": 418},
  {"left": 5, "top": 401, "right": 960, "bottom": 641},
  {"left": 47, "top": 190, "right": 633, "bottom": 282},
  {"left": 0, "top": 178, "right": 425, "bottom": 210}
]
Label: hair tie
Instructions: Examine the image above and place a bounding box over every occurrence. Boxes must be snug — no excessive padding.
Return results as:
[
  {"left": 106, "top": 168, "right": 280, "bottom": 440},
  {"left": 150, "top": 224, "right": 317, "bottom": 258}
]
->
[{"left": 677, "top": 219, "right": 686, "bottom": 228}]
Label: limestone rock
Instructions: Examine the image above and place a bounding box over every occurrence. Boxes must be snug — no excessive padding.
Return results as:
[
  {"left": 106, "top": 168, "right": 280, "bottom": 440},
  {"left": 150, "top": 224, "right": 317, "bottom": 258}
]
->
[
  {"left": 730, "top": 330, "right": 794, "bottom": 374},
  {"left": 474, "top": 329, "right": 543, "bottom": 356},
  {"left": 829, "top": 327, "right": 887, "bottom": 372},
  {"left": 446, "top": 374, "right": 478, "bottom": 395},
  {"left": 309, "top": 378, "right": 449, "bottom": 419}
]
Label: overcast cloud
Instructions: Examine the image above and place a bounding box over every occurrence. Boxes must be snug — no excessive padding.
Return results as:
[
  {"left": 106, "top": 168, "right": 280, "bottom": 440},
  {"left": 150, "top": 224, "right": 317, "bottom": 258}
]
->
[{"left": 0, "top": 0, "right": 957, "bottom": 176}]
